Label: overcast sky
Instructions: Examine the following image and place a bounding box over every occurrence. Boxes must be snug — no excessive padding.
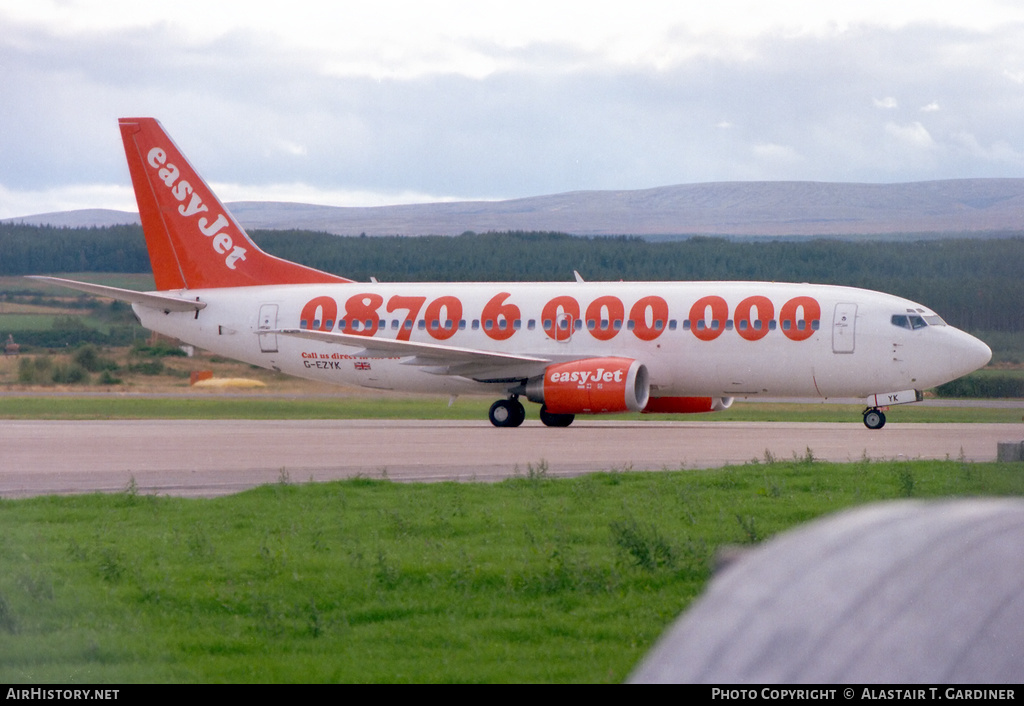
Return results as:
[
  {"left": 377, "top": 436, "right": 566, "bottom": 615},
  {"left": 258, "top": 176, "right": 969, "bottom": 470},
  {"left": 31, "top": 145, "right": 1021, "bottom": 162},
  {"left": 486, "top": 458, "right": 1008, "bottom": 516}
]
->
[{"left": 3, "top": 1, "right": 1024, "bottom": 218}]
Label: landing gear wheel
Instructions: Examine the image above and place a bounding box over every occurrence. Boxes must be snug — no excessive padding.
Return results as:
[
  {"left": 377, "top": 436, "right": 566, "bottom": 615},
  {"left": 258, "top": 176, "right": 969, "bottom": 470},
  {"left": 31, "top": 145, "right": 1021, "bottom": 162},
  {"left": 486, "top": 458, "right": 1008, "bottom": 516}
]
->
[
  {"left": 489, "top": 398, "right": 525, "bottom": 428},
  {"left": 539, "top": 405, "right": 575, "bottom": 428},
  {"left": 863, "top": 408, "right": 886, "bottom": 430}
]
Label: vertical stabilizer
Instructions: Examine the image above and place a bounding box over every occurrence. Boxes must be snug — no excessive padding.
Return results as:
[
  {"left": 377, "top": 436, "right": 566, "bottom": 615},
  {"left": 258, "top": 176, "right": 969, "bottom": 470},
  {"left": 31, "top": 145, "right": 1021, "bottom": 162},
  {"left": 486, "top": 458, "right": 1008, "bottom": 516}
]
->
[{"left": 119, "top": 118, "right": 351, "bottom": 290}]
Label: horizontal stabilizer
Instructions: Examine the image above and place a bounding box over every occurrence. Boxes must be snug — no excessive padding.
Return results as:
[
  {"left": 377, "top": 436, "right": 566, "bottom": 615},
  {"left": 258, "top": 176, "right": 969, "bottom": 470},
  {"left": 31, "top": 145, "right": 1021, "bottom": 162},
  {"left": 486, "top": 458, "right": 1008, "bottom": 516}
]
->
[{"left": 27, "top": 276, "right": 206, "bottom": 313}]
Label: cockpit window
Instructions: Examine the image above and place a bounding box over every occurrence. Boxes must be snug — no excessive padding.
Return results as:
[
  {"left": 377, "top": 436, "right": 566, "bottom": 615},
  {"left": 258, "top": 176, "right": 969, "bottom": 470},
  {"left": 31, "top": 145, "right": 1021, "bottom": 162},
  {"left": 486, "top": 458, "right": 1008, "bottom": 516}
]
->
[{"left": 892, "top": 314, "right": 938, "bottom": 330}]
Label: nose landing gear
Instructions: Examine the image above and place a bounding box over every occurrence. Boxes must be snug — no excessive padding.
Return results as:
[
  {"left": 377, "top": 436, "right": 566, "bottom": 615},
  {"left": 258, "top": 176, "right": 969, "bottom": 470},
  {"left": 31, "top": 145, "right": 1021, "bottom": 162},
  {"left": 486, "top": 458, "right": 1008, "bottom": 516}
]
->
[{"left": 863, "top": 408, "right": 887, "bottom": 430}]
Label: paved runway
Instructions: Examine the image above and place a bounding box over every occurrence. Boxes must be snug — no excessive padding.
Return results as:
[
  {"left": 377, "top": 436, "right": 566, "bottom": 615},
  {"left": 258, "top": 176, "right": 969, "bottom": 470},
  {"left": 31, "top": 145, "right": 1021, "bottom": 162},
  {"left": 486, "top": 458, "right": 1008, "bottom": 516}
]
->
[{"left": 2, "top": 420, "right": 1021, "bottom": 498}]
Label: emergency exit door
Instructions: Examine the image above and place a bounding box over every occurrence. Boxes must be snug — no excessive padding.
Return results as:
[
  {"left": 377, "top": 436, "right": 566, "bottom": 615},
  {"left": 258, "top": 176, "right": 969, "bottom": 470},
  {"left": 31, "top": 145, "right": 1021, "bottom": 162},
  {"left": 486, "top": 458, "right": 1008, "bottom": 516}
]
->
[
  {"left": 258, "top": 304, "right": 279, "bottom": 353},
  {"left": 832, "top": 302, "right": 857, "bottom": 354}
]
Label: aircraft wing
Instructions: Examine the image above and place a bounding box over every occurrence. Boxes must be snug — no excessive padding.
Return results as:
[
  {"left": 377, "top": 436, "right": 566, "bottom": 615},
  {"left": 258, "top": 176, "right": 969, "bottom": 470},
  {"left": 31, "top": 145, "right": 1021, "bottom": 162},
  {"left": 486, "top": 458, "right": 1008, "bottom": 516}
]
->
[
  {"left": 273, "top": 328, "right": 551, "bottom": 379},
  {"left": 27, "top": 276, "right": 206, "bottom": 313}
]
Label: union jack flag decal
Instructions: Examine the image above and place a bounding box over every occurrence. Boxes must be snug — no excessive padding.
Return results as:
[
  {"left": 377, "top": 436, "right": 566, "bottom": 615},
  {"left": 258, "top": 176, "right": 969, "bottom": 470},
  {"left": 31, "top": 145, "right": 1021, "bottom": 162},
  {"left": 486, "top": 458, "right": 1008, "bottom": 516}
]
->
[{"left": 354, "top": 361, "right": 372, "bottom": 371}]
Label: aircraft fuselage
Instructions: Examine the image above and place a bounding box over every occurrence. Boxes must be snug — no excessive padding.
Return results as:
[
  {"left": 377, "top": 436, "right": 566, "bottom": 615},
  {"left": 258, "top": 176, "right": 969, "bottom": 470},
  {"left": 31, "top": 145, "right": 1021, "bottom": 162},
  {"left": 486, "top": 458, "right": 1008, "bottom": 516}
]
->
[{"left": 136, "top": 279, "right": 991, "bottom": 402}]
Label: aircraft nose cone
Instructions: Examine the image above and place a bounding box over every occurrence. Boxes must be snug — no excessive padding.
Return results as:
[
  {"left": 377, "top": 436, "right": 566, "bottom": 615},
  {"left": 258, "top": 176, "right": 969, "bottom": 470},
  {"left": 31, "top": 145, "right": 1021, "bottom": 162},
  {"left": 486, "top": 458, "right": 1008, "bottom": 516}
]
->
[{"left": 952, "top": 331, "right": 992, "bottom": 377}]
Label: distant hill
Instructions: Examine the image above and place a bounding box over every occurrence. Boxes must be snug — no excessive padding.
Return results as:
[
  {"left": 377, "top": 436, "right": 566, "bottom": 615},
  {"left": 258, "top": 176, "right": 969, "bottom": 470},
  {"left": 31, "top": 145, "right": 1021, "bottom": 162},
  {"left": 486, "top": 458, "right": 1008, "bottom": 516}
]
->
[{"left": 7, "top": 179, "right": 1024, "bottom": 237}]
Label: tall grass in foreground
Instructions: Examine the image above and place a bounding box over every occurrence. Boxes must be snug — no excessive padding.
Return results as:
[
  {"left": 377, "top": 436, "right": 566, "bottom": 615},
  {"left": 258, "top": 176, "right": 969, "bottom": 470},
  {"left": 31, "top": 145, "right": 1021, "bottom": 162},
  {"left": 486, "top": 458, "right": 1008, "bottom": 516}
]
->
[{"left": 1, "top": 459, "right": 1022, "bottom": 683}]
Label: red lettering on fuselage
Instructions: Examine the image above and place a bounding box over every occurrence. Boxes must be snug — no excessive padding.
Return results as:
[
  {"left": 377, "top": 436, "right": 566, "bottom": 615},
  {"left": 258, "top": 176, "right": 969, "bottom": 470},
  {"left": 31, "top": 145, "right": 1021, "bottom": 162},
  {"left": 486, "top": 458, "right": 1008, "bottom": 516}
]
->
[{"left": 297, "top": 292, "right": 821, "bottom": 343}]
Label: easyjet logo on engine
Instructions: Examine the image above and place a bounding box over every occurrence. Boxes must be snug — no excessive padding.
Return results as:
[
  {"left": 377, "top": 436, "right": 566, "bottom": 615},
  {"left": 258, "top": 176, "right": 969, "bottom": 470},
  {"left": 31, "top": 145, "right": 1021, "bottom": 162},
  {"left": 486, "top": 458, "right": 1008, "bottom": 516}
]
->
[
  {"left": 549, "top": 368, "right": 624, "bottom": 385},
  {"left": 146, "top": 147, "right": 248, "bottom": 270}
]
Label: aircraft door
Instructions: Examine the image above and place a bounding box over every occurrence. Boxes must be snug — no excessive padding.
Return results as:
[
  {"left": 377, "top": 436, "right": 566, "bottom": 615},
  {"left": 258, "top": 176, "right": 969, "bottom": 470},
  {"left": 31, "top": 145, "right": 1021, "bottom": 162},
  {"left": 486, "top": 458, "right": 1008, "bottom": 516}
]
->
[
  {"left": 832, "top": 302, "right": 857, "bottom": 354},
  {"left": 258, "top": 303, "right": 279, "bottom": 353}
]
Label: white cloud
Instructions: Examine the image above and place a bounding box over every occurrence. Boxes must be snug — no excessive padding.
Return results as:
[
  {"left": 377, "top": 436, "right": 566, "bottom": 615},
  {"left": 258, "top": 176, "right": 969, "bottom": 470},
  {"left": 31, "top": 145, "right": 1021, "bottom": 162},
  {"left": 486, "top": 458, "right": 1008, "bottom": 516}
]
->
[
  {"left": 0, "top": 183, "right": 138, "bottom": 219},
  {"left": 885, "top": 121, "right": 935, "bottom": 148},
  {"left": 8, "top": 1, "right": 1024, "bottom": 78},
  {"left": 3, "top": 1, "right": 1024, "bottom": 209},
  {"left": 950, "top": 132, "right": 1024, "bottom": 166},
  {"left": 752, "top": 143, "right": 802, "bottom": 163},
  {"left": 0, "top": 180, "right": 477, "bottom": 220},
  {"left": 210, "top": 182, "right": 477, "bottom": 208},
  {"left": 274, "top": 141, "right": 308, "bottom": 158}
]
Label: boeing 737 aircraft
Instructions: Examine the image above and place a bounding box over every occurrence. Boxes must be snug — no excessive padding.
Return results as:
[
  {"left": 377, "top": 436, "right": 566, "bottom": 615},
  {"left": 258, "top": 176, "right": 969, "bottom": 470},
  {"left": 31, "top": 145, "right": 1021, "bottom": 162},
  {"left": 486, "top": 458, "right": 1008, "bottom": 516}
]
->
[{"left": 33, "top": 118, "right": 992, "bottom": 428}]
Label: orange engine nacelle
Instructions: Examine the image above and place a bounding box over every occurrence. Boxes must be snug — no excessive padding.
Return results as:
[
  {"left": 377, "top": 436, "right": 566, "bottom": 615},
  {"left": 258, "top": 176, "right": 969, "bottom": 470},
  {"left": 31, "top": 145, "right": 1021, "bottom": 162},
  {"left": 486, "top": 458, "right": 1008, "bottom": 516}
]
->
[
  {"left": 642, "top": 396, "right": 734, "bottom": 414},
  {"left": 525, "top": 357, "right": 650, "bottom": 414}
]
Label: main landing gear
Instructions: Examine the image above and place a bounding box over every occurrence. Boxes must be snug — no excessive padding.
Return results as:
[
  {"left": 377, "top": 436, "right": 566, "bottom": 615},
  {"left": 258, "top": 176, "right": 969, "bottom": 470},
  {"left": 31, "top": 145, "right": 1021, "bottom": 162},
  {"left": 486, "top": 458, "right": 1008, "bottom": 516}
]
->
[
  {"left": 539, "top": 405, "right": 574, "bottom": 428},
  {"left": 487, "top": 398, "right": 577, "bottom": 427},
  {"left": 862, "top": 407, "right": 887, "bottom": 430},
  {"left": 489, "top": 397, "right": 526, "bottom": 428}
]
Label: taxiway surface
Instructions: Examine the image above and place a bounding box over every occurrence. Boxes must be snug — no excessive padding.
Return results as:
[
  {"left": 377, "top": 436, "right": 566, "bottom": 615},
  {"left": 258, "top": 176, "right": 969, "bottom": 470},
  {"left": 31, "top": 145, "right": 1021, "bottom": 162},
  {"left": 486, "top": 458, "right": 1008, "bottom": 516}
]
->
[{"left": 2, "top": 420, "right": 1021, "bottom": 498}]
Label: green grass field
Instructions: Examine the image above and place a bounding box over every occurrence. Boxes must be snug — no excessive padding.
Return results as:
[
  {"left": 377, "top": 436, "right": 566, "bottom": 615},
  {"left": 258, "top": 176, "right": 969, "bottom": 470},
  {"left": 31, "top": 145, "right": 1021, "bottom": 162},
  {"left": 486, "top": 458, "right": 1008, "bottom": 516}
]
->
[
  {"left": 1, "top": 459, "right": 1022, "bottom": 683},
  {"left": 0, "top": 394, "right": 1020, "bottom": 423}
]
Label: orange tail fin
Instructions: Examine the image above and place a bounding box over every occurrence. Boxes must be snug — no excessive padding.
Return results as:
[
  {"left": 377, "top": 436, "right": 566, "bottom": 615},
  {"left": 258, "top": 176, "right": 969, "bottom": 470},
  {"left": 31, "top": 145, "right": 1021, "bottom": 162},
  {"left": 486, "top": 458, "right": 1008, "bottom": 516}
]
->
[{"left": 119, "top": 117, "right": 351, "bottom": 290}]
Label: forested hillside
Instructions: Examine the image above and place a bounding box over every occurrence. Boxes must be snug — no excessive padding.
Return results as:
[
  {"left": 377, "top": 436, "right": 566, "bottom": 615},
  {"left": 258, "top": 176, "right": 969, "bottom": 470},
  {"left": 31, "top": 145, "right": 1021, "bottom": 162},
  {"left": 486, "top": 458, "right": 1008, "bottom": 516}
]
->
[{"left": 2, "top": 223, "right": 1021, "bottom": 332}]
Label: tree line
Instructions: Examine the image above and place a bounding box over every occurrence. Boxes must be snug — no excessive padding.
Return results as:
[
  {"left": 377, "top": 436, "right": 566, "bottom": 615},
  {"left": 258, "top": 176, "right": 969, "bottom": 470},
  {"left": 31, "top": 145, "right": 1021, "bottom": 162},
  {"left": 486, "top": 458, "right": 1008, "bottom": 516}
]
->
[{"left": 2, "top": 223, "right": 1022, "bottom": 332}]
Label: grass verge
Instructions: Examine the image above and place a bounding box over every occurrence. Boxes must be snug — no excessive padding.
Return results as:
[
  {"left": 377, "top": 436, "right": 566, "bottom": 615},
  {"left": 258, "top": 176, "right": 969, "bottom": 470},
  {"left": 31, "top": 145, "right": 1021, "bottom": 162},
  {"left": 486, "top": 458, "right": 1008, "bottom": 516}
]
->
[
  {"left": 0, "top": 394, "right": 1020, "bottom": 422},
  {"left": 1, "top": 458, "right": 1022, "bottom": 683}
]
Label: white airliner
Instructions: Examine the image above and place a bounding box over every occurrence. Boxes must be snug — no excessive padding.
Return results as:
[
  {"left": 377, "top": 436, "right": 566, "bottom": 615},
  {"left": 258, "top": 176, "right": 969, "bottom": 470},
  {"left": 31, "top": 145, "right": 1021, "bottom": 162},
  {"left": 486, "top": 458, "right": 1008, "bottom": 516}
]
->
[{"left": 34, "top": 118, "right": 992, "bottom": 428}]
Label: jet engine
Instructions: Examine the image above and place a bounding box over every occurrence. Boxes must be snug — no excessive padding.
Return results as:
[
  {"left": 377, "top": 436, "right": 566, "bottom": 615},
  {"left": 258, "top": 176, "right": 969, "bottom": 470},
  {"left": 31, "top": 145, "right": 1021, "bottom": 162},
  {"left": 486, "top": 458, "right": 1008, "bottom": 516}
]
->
[
  {"left": 525, "top": 357, "right": 649, "bottom": 414},
  {"left": 642, "top": 396, "right": 734, "bottom": 414}
]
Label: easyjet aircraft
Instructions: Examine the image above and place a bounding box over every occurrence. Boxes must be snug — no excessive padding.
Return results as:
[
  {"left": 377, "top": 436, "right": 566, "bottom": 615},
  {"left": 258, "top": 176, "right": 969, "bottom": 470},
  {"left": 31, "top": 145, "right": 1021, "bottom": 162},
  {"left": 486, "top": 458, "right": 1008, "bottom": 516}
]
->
[{"left": 34, "top": 118, "right": 992, "bottom": 428}]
